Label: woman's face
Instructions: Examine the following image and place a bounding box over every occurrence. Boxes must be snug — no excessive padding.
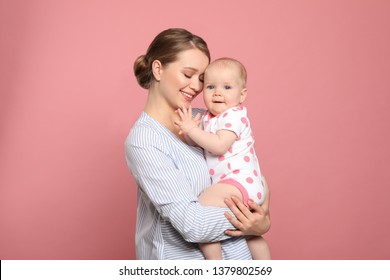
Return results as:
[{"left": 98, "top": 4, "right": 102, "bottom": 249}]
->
[{"left": 158, "top": 48, "right": 209, "bottom": 110}]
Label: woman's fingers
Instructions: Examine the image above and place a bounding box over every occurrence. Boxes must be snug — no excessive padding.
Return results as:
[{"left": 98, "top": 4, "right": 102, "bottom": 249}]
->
[
  {"left": 224, "top": 228, "right": 243, "bottom": 237},
  {"left": 223, "top": 175, "right": 272, "bottom": 236},
  {"left": 224, "top": 196, "right": 257, "bottom": 234},
  {"left": 224, "top": 195, "right": 270, "bottom": 236},
  {"left": 247, "top": 199, "right": 264, "bottom": 215},
  {"left": 224, "top": 210, "right": 243, "bottom": 230},
  {"left": 231, "top": 196, "right": 253, "bottom": 219},
  {"left": 224, "top": 198, "right": 248, "bottom": 224}
]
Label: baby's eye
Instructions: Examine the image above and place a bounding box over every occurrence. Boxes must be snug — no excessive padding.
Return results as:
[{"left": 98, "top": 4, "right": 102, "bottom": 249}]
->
[
  {"left": 206, "top": 85, "right": 215, "bottom": 90},
  {"left": 184, "top": 74, "right": 192, "bottom": 79},
  {"left": 224, "top": 85, "right": 232, "bottom": 90}
]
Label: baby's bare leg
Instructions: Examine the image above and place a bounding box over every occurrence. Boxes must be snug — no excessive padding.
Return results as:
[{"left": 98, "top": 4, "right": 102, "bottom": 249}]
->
[
  {"left": 199, "top": 182, "right": 243, "bottom": 207},
  {"left": 246, "top": 236, "right": 271, "bottom": 260},
  {"left": 199, "top": 242, "right": 223, "bottom": 260},
  {"left": 198, "top": 183, "right": 242, "bottom": 259}
]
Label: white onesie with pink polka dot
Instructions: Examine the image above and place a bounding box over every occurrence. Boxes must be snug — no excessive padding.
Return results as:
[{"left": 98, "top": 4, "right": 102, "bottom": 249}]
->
[{"left": 202, "top": 106, "right": 265, "bottom": 207}]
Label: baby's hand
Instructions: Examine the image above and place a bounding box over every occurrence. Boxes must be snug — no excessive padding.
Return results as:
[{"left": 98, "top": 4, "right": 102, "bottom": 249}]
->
[{"left": 174, "top": 106, "right": 201, "bottom": 135}]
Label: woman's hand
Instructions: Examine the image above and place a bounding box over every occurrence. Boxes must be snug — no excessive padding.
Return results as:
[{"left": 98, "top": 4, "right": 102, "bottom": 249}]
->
[{"left": 224, "top": 176, "right": 271, "bottom": 236}]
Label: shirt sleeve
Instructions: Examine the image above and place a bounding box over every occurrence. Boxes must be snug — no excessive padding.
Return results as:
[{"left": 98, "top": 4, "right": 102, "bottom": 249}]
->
[
  {"left": 216, "top": 107, "right": 247, "bottom": 137},
  {"left": 126, "top": 125, "right": 235, "bottom": 243}
]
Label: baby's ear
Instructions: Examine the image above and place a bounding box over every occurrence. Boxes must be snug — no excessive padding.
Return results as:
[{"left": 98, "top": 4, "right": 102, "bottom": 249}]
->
[
  {"left": 151, "top": 60, "right": 162, "bottom": 81},
  {"left": 240, "top": 88, "right": 248, "bottom": 104}
]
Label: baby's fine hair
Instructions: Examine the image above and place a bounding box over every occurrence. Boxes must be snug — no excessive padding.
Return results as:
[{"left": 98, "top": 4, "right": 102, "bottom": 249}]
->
[{"left": 208, "top": 57, "right": 247, "bottom": 86}]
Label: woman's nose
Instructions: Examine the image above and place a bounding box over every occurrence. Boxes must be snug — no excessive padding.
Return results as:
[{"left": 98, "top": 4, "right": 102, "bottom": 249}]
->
[{"left": 190, "top": 79, "right": 203, "bottom": 93}]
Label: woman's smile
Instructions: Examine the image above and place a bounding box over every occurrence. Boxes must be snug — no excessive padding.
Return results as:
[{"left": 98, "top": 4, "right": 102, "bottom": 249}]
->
[{"left": 180, "top": 90, "right": 195, "bottom": 102}]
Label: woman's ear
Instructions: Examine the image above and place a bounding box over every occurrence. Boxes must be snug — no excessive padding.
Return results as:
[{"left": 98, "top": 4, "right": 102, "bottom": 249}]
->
[
  {"left": 152, "top": 60, "right": 162, "bottom": 81},
  {"left": 240, "top": 88, "right": 248, "bottom": 104}
]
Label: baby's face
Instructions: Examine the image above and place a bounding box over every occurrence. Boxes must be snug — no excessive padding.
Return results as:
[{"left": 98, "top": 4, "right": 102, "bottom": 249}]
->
[{"left": 203, "top": 64, "right": 246, "bottom": 116}]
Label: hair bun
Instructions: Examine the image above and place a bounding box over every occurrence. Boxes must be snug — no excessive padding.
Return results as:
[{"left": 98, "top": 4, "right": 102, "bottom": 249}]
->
[{"left": 133, "top": 55, "right": 151, "bottom": 89}]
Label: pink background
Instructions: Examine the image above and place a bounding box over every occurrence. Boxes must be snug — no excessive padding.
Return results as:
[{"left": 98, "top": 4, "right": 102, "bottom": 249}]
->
[{"left": 1, "top": 0, "right": 389, "bottom": 259}]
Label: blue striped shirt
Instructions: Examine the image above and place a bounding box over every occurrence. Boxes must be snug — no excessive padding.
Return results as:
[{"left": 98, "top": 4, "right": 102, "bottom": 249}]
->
[{"left": 125, "top": 111, "right": 252, "bottom": 259}]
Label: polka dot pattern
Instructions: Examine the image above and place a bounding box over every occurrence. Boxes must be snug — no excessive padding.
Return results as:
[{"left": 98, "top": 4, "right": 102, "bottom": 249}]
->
[{"left": 202, "top": 106, "right": 265, "bottom": 206}]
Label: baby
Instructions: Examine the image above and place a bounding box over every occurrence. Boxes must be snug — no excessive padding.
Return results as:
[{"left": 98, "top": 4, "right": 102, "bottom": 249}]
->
[{"left": 175, "top": 58, "right": 271, "bottom": 260}]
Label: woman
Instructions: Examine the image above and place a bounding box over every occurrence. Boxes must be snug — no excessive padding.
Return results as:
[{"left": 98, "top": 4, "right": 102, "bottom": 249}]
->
[{"left": 125, "top": 28, "right": 270, "bottom": 259}]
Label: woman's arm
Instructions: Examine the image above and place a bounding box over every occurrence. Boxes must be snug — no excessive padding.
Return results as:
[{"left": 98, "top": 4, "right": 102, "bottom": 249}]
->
[
  {"left": 224, "top": 176, "right": 271, "bottom": 236},
  {"left": 126, "top": 127, "right": 235, "bottom": 243}
]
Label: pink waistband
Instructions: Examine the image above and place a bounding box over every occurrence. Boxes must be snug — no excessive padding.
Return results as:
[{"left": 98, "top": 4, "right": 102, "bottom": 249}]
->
[{"left": 218, "top": 178, "right": 250, "bottom": 207}]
